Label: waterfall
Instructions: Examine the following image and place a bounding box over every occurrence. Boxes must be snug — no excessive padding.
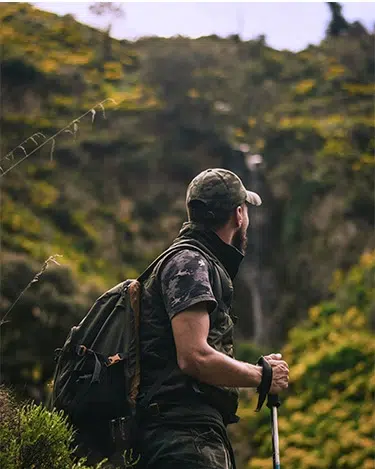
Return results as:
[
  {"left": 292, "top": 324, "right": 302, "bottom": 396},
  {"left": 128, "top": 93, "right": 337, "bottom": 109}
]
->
[
  {"left": 244, "top": 154, "right": 264, "bottom": 345},
  {"left": 223, "top": 148, "right": 274, "bottom": 345}
]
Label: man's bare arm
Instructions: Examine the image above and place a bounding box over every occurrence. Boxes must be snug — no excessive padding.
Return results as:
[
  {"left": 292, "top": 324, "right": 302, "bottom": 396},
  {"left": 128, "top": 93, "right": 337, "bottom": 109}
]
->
[
  {"left": 172, "top": 302, "right": 289, "bottom": 392},
  {"left": 172, "top": 302, "right": 262, "bottom": 387}
]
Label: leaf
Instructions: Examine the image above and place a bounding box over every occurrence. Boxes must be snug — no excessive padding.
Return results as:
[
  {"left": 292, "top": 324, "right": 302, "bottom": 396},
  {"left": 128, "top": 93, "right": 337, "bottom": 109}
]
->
[
  {"left": 47, "top": 254, "right": 63, "bottom": 266},
  {"left": 50, "top": 138, "right": 56, "bottom": 161},
  {"left": 73, "top": 121, "right": 79, "bottom": 141},
  {"left": 99, "top": 103, "right": 106, "bottom": 119},
  {"left": 18, "top": 146, "right": 27, "bottom": 156},
  {"left": 50, "top": 258, "right": 61, "bottom": 266}
]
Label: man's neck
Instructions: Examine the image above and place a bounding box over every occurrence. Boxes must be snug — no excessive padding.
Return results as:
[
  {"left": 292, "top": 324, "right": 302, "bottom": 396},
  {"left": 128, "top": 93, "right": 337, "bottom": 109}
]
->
[
  {"left": 215, "top": 226, "right": 234, "bottom": 246},
  {"left": 175, "top": 221, "right": 244, "bottom": 280}
]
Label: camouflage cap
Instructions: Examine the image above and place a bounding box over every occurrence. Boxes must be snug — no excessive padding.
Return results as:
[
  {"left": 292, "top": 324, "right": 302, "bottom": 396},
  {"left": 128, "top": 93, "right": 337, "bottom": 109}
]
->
[{"left": 186, "top": 168, "right": 262, "bottom": 213}]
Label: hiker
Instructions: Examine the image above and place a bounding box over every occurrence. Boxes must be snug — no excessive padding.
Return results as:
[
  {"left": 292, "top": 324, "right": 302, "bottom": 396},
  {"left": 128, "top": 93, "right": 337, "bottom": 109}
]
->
[{"left": 136, "top": 168, "right": 289, "bottom": 469}]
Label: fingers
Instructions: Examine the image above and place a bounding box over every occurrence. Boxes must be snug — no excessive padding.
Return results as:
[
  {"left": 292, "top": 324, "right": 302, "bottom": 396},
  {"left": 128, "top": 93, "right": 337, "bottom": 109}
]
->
[
  {"left": 268, "top": 359, "right": 289, "bottom": 369},
  {"left": 264, "top": 353, "right": 282, "bottom": 361},
  {"left": 270, "top": 373, "right": 289, "bottom": 393},
  {"left": 269, "top": 357, "right": 290, "bottom": 394},
  {"left": 270, "top": 382, "right": 288, "bottom": 394},
  {"left": 263, "top": 354, "right": 290, "bottom": 394}
]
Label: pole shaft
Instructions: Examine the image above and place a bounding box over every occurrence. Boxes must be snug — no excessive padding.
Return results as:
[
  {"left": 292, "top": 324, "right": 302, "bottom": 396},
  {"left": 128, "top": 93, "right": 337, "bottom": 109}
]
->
[{"left": 271, "top": 406, "right": 281, "bottom": 469}]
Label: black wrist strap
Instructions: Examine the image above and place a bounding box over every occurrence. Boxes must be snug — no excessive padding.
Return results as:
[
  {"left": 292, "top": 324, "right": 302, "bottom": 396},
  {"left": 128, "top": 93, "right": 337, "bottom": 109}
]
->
[{"left": 254, "top": 356, "right": 273, "bottom": 412}]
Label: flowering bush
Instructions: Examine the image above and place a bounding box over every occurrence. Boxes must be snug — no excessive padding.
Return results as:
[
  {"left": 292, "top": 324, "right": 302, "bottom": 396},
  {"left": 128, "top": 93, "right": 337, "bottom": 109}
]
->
[{"left": 234, "top": 251, "right": 375, "bottom": 469}]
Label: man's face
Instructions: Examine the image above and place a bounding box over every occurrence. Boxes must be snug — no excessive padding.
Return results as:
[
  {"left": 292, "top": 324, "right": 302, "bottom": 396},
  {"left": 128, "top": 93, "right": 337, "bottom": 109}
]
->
[{"left": 232, "top": 204, "right": 249, "bottom": 254}]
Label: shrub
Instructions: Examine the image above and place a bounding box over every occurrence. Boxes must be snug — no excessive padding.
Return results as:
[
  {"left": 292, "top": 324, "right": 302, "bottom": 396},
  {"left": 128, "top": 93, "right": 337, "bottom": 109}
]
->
[
  {"left": 0, "top": 387, "right": 105, "bottom": 469},
  {"left": 233, "top": 251, "right": 375, "bottom": 469}
]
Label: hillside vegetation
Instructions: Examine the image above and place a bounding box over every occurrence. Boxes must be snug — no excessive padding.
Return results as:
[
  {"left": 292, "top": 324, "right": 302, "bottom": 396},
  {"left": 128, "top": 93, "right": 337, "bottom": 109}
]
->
[
  {"left": 0, "top": 7, "right": 374, "bottom": 467},
  {"left": 231, "top": 250, "right": 374, "bottom": 468}
]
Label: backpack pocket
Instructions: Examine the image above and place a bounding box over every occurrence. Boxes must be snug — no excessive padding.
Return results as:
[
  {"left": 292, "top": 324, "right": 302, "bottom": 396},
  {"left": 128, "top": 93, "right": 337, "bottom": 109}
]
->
[{"left": 53, "top": 346, "right": 128, "bottom": 423}]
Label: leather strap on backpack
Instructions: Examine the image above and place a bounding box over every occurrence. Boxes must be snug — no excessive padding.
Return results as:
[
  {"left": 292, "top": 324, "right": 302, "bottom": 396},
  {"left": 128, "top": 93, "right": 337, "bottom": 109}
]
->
[{"left": 128, "top": 280, "right": 142, "bottom": 404}]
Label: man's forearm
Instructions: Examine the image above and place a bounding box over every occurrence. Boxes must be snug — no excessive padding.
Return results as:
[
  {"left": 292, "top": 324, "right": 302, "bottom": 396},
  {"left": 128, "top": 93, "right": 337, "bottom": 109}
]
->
[{"left": 179, "top": 345, "right": 262, "bottom": 388}]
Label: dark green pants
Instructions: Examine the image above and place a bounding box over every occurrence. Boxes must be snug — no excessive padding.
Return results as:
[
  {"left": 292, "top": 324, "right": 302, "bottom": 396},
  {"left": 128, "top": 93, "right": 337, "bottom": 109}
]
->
[
  {"left": 74, "top": 401, "right": 237, "bottom": 469},
  {"left": 137, "top": 422, "right": 235, "bottom": 469}
]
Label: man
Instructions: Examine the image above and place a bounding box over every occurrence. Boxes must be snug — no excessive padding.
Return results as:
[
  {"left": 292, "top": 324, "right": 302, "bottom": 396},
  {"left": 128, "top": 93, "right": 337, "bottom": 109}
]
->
[{"left": 136, "top": 168, "right": 289, "bottom": 469}]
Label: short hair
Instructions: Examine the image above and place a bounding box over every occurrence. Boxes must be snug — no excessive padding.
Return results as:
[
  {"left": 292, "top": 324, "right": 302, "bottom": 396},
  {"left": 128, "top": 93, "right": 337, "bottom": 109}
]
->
[{"left": 187, "top": 199, "right": 234, "bottom": 230}]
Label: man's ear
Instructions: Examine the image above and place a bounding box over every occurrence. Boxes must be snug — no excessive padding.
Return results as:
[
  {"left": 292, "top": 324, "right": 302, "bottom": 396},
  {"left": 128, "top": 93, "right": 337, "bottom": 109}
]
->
[{"left": 234, "top": 205, "right": 243, "bottom": 228}]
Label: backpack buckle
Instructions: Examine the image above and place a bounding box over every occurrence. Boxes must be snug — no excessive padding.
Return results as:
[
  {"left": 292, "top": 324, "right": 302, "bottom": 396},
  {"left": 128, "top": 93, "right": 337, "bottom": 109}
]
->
[
  {"left": 76, "top": 345, "right": 87, "bottom": 357},
  {"left": 106, "top": 353, "right": 124, "bottom": 367},
  {"left": 148, "top": 403, "right": 160, "bottom": 417},
  {"left": 54, "top": 348, "right": 62, "bottom": 362}
]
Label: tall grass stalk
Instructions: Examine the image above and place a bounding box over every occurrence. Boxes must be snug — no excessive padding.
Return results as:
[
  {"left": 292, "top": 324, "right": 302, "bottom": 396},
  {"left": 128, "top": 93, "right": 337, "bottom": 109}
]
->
[
  {"left": 0, "top": 98, "right": 118, "bottom": 177},
  {"left": 0, "top": 254, "right": 63, "bottom": 326}
]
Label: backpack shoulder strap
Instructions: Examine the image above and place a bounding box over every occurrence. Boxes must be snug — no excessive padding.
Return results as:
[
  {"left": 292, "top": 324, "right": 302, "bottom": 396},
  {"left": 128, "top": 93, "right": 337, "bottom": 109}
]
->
[
  {"left": 136, "top": 241, "right": 226, "bottom": 411},
  {"left": 138, "top": 240, "right": 230, "bottom": 311},
  {"left": 137, "top": 241, "right": 213, "bottom": 283}
]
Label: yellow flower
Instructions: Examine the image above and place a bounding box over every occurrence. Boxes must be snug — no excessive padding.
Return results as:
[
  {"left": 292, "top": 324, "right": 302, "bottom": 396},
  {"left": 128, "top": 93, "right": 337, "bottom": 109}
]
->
[
  {"left": 309, "top": 306, "right": 321, "bottom": 321},
  {"left": 360, "top": 250, "right": 375, "bottom": 267},
  {"left": 364, "top": 460, "right": 375, "bottom": 469},
  {"left": 294, "top": 79, "right": 316, "bottom": 94},
  {"left": 187, "top": 89, "right": 199, "bottom": 99},
  {"left": 248, "top": 117, "right": 257, "bottom": 128},
  {"left": 330, "top": 270, "right": 343, "bottom": 292},
  {"left": 325, "top": 64, "right": 346, "bottom": 80}
]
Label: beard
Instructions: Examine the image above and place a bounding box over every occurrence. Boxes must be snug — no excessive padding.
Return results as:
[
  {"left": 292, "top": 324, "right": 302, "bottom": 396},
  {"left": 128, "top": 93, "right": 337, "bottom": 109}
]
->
[{"left": 232, "top": 224, "right": 248, "bottom": 254}]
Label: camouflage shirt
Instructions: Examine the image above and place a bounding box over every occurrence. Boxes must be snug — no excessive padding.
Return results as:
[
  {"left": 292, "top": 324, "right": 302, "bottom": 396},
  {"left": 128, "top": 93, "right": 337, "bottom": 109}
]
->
[
  {"left": 137, "top": 223, "right": 244, "bottom": 424},
  {"left": 161, "top": 249, "right": 217, "bottom": 319}
]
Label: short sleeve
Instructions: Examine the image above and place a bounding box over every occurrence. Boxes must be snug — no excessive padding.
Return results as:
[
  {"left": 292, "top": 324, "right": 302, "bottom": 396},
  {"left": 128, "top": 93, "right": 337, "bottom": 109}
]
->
[{"left": 160, "top": 249, "right": 218, "bottom": 320}]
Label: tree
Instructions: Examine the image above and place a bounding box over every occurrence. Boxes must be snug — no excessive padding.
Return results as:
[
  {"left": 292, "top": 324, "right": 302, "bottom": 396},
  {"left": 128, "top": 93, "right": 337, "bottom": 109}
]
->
[
  {"left": 326, "top": 2, "right": 350, "bottom": 37},
  {"left": 89, "top": 3, "right": 125, "bottom": 61},
  {"left": 89, "top": 2, "right": 125, "bottom": 36}
]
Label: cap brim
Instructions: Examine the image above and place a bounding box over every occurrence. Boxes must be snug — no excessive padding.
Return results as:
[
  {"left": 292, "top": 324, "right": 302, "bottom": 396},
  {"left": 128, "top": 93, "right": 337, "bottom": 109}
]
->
[{"left": 246, "top": 190, "right": 262, "bottom": 206}]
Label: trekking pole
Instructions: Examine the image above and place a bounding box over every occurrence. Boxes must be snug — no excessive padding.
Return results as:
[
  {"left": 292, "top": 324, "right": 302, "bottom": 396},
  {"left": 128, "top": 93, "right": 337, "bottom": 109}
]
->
[
  {"left": 255, "top": 357, "right": 282, "bottom": 469},
  {"left": 267, "top": 394, "right": 281, "bottom": 469}
]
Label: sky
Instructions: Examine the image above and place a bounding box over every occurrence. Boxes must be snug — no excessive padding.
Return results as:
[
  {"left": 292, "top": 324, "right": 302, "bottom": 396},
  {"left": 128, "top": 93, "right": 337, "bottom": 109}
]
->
[{"left": 33, "top": 2, "right": 375, "bottom": 52}]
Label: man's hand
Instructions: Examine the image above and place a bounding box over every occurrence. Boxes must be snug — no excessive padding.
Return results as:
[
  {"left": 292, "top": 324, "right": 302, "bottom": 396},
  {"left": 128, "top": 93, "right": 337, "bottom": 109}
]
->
[
  {"left": 264, "top": 353, "right": 289, "bottom": 394},
  {"left": 263, "top": 353, "right": 283, "bottom": 362}
]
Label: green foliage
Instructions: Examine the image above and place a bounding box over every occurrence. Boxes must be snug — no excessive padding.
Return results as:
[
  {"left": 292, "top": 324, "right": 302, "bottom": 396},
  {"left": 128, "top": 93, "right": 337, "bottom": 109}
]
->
[
  {"left": 234, "top": 341, "right": 265, "bottom": 365},
  {"left": 0, "top": 387, "right": 105, "bottom": 469},
  {"left": 0, "top": 253, "right": 101, "bottom": 399},
  {"left": 0, "top": 2, "right": 373, "bottom": 406},
  {"left": 233, "top": 251, "right": 375, "bottom": 469},
  {"left": 281, "top": 180, "right": 326, "bottom": 247}
]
